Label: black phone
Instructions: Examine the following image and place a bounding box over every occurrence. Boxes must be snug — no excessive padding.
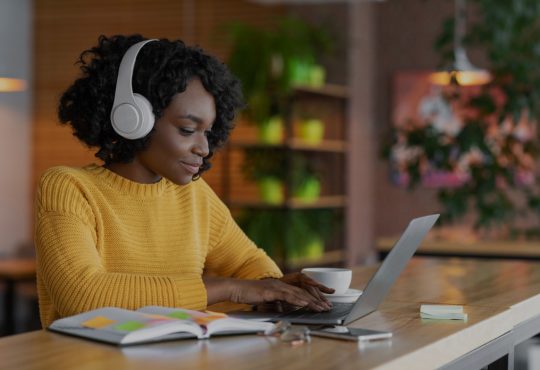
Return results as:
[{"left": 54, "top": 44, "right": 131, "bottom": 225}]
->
[{"left": 310, "top": 326, "right": 392, "bottom": 341}]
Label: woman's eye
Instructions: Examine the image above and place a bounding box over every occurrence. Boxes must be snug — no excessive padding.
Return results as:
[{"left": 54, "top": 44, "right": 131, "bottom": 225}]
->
[{"left": 179, "top": 128, "right": 194, "bottom": 135}]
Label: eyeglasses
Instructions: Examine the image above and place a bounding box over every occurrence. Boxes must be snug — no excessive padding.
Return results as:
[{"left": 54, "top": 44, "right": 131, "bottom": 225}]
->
[{"left": 265, "top": 321, "right": 311, "bottom": 346}]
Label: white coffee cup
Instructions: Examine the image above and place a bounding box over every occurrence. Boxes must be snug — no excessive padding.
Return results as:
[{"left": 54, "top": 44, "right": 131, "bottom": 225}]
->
[{"left": 301, "top": 267, "right": 352, "bottom": 295}]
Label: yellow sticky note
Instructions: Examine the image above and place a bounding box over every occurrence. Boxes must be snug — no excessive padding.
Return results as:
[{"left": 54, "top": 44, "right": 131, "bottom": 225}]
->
[{"left": 82, "top": 316, "right": 116, "bottom": 329}]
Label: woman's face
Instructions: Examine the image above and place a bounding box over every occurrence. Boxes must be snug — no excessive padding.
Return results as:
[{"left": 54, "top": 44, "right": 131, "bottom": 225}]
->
[{"left": 133, "top": 77, "right": 216, "bottom": 185}]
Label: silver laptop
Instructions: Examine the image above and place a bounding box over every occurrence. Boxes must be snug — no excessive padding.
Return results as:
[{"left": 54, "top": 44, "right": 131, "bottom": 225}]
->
[{"left": 231, "top": 214, "right": 439, "bottom": 325}]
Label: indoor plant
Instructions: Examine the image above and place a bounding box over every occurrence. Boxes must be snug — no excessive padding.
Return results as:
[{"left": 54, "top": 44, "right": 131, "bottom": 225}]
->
[
  {"left": 241, "top": 149, "right": 321, "bottom": 204},
  {"left": 385, "top": 0, "right": 540, "bottom": 232},
  {"left": 227, "top": 16, "right": 331, "bottom": 133},
  {"left": 237, "top": 208, "right": 339, "bottom": 263}
]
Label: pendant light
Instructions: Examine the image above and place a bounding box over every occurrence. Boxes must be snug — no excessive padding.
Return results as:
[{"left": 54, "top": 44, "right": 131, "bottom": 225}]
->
[
  {"left": 0, "top": 63, "right": 26, "bottom": 92},
  {"left": 0, "top": 77, "right": 26, "bottom": 92},
  {"left": 430, "top": 0, "right": 491, "bottom": 86}
]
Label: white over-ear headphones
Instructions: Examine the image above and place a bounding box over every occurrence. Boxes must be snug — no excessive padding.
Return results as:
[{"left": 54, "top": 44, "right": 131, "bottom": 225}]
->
[{"left": 110, "top": 39, "right": 157, "bottom": 140}]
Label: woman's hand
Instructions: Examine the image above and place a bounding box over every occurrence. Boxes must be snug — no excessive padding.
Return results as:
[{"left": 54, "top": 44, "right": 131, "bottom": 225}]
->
[
  {"left": 203, "top": 275, "right": 332, "bottom": 312},
  {"left": 279, "top": 272, "right": 335, "bottom": 307}
]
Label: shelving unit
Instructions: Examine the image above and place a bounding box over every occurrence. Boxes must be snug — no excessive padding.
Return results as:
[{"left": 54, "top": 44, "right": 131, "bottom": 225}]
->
[
  {"left": 231, "top": 138, "right": 348, "bottom": 153},
  {"left": 229, "top": 195, "right": 346, "bottom": 209},
  {"left": 223, "top": 84, "right": 349, "bottom": 271}
]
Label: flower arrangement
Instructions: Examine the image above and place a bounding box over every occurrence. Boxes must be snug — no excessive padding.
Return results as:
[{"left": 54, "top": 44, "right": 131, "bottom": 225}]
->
[
  {"left": 386, "top": 75, "right": 538, "bottom": 229},
  {"left": 391, "top": 83, "right": 536, "bottom": 188},
  {"left": 385, "top": 0, "right": 540, "bottom": 231}
]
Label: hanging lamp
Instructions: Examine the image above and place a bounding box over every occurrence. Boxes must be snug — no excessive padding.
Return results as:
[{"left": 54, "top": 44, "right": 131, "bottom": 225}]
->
[
  {"left": 0, "top": 63, "right": 26, "bottom": 92},
  {"left": 0, "top": 77, "right": 26, "bottom": 92},
  {"left": 430, "top": 0, "right": 491, "bottom": 86}
]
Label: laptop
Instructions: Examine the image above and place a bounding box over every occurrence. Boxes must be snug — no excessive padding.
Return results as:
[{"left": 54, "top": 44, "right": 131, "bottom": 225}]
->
[{"left": 231, "top": 214, "right": 439, "bottom": 325}]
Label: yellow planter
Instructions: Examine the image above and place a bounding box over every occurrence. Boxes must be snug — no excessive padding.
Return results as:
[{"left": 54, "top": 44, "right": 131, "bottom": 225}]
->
[
  {"left": 258, "top": 116, "right": 284, "bottom": 144},
  {"left": 299, "top": 118, "right": 324, "bottom": 145},
  {"left": 294, "top": 176, "right": 321, "bottom": 203},
  {"left": 258, "top": 177, "right": 284, "bottom": 204}
]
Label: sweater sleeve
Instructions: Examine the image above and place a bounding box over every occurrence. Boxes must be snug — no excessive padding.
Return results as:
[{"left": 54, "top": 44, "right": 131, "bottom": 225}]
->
[
  {"left": 35, "top": 169, "right": 206, "bottom": 323},
  {"left": 203, "top": 184, "right": 283, "bottom": 280}
]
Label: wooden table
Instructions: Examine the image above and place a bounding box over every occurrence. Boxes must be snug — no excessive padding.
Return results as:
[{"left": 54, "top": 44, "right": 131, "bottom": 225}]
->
[
  {"left": 1, "top": 257, "right": 540, "bottom": 370},
  {"left": 0, "top": 259, "right": 37, "bottom": 335}
]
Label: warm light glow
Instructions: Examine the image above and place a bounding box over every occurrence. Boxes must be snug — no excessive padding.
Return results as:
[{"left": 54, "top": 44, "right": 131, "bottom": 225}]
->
[
  {"left": 429, "top": 69, "right": 492, "bottom": 86},
  {"left": 430, "top": 0, "right": 492, "bottom": 87},
  {"left": 0, "top": 77, "right": 26, "bottom": 92}
]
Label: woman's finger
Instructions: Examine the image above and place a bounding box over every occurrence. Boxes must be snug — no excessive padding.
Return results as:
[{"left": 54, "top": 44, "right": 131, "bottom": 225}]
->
[
  {"left": 305, "top": 285, "right": 332, "bottom": 309},
  {"left": 299, "top": 274, "right": 336, "bottom": 294},
  {"left": 284, "top": 285, "right": 329, "bottom": 312}
]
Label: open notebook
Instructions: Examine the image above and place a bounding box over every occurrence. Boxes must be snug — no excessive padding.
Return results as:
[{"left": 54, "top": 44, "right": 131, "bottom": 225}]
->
[{"left": 48, "top": 306, "right": 275, "bottom": 345}]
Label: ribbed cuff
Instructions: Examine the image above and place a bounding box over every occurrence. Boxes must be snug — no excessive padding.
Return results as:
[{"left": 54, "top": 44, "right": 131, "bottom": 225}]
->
[
  {"left": 255, "top": 271, "right": 283, "bottom": 280},
  {"left": 170, "top": 276, "right": 207, "bottom": 310}
]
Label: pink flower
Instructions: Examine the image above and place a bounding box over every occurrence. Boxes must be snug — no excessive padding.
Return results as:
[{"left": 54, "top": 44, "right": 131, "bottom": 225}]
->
[
  {"left": 457, "top": 147, "right": 485, "bottom": 173},
  {"left": 512, "top": 111, "right": 535, "bottom": 142},
  {"left": 514, "top": 170, "right": 535, "bottom": 187},
  {"left": 392, "top": 172, "right": 410, "bottom": 187},
  {"left": 421, "top": 170, "right": 471, "bottom": 188},
  {"left": 391, "top": 145, "right": 424, "bottom": 166}
]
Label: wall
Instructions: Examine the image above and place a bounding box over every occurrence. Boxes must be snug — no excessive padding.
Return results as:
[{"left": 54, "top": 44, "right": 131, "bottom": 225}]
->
[
  {"left": 0, "top": 0, "right": 33, "bottom": 256},
  {"left": 373, "top": 0, "right": 456, "bottom": 237}
]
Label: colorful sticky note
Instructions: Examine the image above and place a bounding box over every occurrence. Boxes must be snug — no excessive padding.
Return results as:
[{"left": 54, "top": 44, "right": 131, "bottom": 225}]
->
[
  {"left": 114, "top": 321, "right": 146, "bottom": 332},
  {"left": 81, "top": 316, "right": 116, "bottom": 329},
  {"left": 141, "top": 313, "right": 174, "bottom": 321},
  {"left": 194, "top": 313, "right": 227, "bottom": 326},
  {"left": 167, "top": 311, "right": 192, "bottom": 320}
]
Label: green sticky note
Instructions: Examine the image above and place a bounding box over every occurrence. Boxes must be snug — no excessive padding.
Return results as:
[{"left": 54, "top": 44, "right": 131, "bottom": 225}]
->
[
  {"left": 114, "top": 321, "right": 145, "bottom": 332},
  {"left": 167, "top": 311, "right": 191, "bottom": 320}
]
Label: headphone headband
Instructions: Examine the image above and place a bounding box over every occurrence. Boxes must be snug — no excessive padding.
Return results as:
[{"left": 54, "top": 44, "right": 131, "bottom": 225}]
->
[
  {"left": 110, "top": 39, "right": 158, "bottom": 140},
  {"left": 112, "top": 39, "right": 157, "bottom": 108}
]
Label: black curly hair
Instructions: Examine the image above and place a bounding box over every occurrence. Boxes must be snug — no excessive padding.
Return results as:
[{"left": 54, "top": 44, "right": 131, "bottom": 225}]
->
[{"left": 58, "top": 34, "right": 244, "bottom": 176}]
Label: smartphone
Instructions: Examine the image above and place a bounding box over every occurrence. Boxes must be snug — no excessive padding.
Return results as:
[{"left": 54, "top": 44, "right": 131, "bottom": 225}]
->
[{"left": 310, "top": 326, "right": 392, "bottom": 341}]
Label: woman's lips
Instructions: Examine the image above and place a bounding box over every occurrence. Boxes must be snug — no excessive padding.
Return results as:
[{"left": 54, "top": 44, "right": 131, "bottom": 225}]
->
[{"left": 180, "top": 161, "right": 201, "bottom": 175}]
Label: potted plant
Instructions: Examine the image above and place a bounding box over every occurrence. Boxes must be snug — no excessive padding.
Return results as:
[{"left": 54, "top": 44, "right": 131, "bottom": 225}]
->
[
  {"left": 237, "top": 208, "right": 340, "bottom": 263},
  {"left": 227, "top": 16, "right": 331, "bottom": 138},
  {"left": 298, "top": 116, "right": 325, "bottom": 145},
  {"left": 258, "top": 115, "right": 284, "bottom": 144},
  {"left": 241, "top": 148, "right": 287, "bottom": 204},
  {"left": 242, "top": 149, "right": 321, "bottom": 204},
  {"left": 291, "top": 155, "right": 321, "bottom": 202}
]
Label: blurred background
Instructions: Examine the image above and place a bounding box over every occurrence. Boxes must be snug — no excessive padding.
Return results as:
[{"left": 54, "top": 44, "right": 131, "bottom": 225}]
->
[{"left": 2, "top": 1, "right": 540, "bottom": 365}]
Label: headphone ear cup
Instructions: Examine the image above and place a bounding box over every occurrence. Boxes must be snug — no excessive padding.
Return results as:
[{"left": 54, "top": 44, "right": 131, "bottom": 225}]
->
[
  {"left": 110, "top": 94, "right": 154, "bottom": 140},
  {"left": 131, "top": 93, "right": 155, "bottom": 139}
]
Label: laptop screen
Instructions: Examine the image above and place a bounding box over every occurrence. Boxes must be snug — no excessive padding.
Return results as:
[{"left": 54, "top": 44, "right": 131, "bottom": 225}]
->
[{"left": 344, "top": 214, "right": 439, "bottom": 325}]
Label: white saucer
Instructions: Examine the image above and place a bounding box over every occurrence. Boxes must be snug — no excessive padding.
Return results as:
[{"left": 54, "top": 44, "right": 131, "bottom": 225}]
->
[{"left": 323, "top": 288, "right": 363, "bottom": 303}]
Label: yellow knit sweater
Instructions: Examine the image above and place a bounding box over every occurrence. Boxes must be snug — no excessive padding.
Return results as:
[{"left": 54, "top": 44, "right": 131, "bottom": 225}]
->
[{"left": 34, "top": 164, "right": 282, "bottom": 328}]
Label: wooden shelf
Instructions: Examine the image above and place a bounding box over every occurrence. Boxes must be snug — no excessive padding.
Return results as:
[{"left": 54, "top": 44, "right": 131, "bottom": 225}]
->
[
  {"left": 229, "top": 195, "right": 346, "bottom": 209},
  {"left": 288, "top": 138, "right": 347, "bottom": 152},
  {"left": 224, "top": 81, "right": 351, "bottom": 269},
  {"left": 229, "top": 138, "right": 347, "bottom": 153},
  {"left": 376, "top": 237, "right": 540, "bottom": 258},
  {"left": 293, "top": 84, "right": 349, "bottom": 99}
]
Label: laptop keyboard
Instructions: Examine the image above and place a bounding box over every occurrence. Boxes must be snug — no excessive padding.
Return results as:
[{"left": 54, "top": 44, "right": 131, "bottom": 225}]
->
[{"left": 278, "top": 302, "right": 354, "bottom": 320}]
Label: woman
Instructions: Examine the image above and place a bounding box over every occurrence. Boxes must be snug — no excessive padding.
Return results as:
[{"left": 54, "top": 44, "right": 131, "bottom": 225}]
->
[{"left": 34, "top": 34, "right": 332, "bottom": 328}]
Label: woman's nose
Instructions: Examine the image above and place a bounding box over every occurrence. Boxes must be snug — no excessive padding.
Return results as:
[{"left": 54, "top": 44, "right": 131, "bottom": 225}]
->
[{"left": 193, "top": 134, "right": 209, "bottom": 158}]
